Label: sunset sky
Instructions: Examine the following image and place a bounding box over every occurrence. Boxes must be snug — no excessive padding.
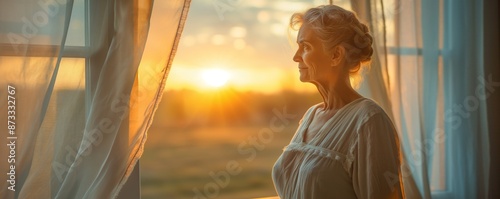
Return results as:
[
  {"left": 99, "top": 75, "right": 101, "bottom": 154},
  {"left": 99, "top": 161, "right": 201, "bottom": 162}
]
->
[
  {"left": 163, "top": 0, "right": 351, "bottom": 93},
  {"left": 1, "top": 0, "right": 354, "bottom": 93}
]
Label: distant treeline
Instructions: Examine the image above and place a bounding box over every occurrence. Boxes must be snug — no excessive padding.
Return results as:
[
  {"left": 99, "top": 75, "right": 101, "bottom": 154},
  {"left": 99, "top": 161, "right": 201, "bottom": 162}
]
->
[{"left": 153, "top": 88, "right": 322, "bottom": 128}]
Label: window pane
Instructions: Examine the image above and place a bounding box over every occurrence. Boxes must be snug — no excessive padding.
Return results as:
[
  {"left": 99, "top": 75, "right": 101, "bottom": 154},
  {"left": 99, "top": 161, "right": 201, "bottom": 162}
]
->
[
  {"left": 0, "top": 56, "right": 84, "bottom": 87},
  {"left": 55, "top": 58, "right": 86, "bottom": 90},
  {"left": 65, "top": 0, "right": 86, "bottom": 46},
  {"left": 0, "top": 0, "right": 68, "bottom": 46},
  {"left": 0, "top": 0, "right": 86, "bottom": 55}
]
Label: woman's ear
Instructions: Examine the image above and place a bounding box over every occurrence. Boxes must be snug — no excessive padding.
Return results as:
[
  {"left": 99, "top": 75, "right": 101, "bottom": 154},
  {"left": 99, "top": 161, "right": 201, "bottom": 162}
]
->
[{"left": 330, "top": 45, "right": 345, "bottom": 67}]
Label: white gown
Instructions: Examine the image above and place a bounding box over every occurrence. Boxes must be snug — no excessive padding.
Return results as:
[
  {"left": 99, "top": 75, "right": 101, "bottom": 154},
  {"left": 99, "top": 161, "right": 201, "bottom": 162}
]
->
[{"left": 272, "top": 98, "right": 404, "bottom": 199}]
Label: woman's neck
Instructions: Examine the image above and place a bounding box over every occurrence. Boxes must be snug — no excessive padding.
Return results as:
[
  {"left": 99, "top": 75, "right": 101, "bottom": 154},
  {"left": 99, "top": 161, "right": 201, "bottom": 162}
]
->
[{"left": 314, "top": 76, "right": 362, "bottom": 111}]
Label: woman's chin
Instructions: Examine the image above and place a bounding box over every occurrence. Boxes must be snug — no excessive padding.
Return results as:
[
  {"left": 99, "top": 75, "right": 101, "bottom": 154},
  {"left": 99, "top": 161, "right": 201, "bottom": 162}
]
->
[
  {"left": 298, "top": 74, "right": 306, "bottom": 82},
  {"left": 298, "top": 74, "right": 311, "bottom": 82},
  {"left": 299, "top": 78, "right": 312, "bottom": 83}
]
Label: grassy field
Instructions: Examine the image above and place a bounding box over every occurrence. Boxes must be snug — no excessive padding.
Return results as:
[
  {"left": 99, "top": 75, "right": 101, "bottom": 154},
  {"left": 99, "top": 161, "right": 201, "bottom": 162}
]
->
[
  {"left": 140, "top": 90, "right": 320, "bottom": 199},
  {"left": 141, "top": 124, "right": 299, "bottom": 199}
]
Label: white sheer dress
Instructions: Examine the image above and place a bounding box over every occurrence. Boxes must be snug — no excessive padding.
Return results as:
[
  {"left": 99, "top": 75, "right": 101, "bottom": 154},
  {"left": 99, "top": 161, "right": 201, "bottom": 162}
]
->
[{"left": 272, "top": 98, "right": 404, "bottom": 199}]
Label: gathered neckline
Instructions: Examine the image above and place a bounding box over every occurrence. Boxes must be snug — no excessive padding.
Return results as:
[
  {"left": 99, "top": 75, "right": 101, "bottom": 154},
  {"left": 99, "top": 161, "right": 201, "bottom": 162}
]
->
[{"left": 300, "top": 97, "right": 368, "bottom": 144}]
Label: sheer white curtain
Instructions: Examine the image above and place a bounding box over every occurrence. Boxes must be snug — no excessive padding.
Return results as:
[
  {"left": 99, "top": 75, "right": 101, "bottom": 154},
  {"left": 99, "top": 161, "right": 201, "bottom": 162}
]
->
[
  {"left": 354, "top": 0, "right": 490, "bottom": 198},
  {"left": 0, "top": 0, "right": 191, "bottom": 198},
  {"left": 351, "top": 0, "right": 422, "bottom": 198}
]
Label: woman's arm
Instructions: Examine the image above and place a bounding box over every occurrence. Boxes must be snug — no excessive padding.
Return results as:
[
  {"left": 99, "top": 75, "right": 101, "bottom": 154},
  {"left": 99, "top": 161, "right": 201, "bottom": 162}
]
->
[{"left": 352, "top": 112, "right": 405, "bottom": 199}]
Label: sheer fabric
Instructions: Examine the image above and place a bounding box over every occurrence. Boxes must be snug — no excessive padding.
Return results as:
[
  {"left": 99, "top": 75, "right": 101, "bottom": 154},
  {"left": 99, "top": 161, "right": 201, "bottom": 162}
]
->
[
  {"left": 443, "top": 1, "right": 489, "bottom": 197},
  {"left": 352, "top": 0, "right": 490, "bottom": 198},
  {"left": 273, "top": 98, "right": 404, "bottom": 199},
  {"left": 350, "top": 0, "right": 422, "bottom": 197},
  {"left": 0, "top": 0, "right": 191, "bottom": 198}
]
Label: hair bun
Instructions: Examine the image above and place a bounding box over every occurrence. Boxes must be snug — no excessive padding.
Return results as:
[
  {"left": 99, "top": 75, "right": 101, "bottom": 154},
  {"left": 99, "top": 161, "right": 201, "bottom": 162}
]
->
[{"left": 351, "top": 24, "right": 373, "bottom": 63}]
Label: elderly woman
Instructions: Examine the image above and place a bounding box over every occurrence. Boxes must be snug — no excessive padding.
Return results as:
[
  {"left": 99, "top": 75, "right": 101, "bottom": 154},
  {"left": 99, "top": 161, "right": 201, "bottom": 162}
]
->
[{"left": 272, "top": 5, "right": 404, "bottom": 199}]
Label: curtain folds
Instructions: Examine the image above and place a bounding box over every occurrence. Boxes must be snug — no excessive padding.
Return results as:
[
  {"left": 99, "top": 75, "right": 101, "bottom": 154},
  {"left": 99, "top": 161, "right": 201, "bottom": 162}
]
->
[
  {"left": 353, "top": 0, "right": 490, "bottom": 198},
  {"left": 443, "top": 0, "right": 489, "bottom": 198},
  {"left": 0, "top": 0, "right": 191, "bottom": 198},
  {"left": 351, "top": 0, "right": 422, "bottom": 198}
]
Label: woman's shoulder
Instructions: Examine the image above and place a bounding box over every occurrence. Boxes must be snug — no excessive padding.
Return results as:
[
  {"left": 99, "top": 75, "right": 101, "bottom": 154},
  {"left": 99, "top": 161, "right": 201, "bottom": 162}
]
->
[
  {"left": 347, "top": 98, "right": 393, "bottom": 125},
  {"left": 354, "top": 98, "right": 386, "bottom": 114}
]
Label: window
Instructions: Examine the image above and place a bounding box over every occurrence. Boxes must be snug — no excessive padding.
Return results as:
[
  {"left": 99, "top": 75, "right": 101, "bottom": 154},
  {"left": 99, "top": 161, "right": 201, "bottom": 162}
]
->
[
  {"left": 141, "top": 0, "right": 347, "bottom": 198},
  {"left": 1, "top": 0, "right": 140, "bottom": 197},
  {"left": 383, "top": 0, "right": 448, "bottom": 197}
]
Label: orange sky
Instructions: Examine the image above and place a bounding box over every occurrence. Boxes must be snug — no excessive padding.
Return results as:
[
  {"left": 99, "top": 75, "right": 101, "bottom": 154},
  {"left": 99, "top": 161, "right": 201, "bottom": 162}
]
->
[
  {"left": 1, "top": 0, "right": 352, "bottom": 93},
  {"left": 159, "top": 0, "right": 351, "bottom": 93}
]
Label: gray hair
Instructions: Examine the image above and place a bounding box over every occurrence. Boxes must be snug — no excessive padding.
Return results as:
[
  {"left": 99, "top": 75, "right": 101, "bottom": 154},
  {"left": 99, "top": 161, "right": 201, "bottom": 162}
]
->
[{"left": 290, "top": 5, "right": 373, "bottom": 76}]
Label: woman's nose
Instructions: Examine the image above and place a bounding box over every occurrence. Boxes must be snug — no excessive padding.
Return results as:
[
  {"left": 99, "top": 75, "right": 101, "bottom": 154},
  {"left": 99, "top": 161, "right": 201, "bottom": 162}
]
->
[{"left": 293, "top": 50, "right": 301, "bottom": 62}]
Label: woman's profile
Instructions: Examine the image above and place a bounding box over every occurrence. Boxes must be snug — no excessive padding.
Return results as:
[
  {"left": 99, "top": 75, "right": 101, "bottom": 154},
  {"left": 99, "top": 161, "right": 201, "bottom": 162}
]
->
[{"left": 272, "top": 5, "right": 404, "bottom": 199}]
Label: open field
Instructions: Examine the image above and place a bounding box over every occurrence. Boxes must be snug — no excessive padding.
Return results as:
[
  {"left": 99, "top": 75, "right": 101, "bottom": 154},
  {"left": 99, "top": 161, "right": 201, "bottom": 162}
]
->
[
  {"left": 141, "top": 90, "right": 321, "bottom": 199},
  {"left": 141, "top": 125, "right": 298, "bottom": 199}
]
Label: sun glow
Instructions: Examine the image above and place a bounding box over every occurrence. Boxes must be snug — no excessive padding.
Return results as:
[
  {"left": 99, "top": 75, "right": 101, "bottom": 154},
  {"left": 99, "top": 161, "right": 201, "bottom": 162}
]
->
[{"left": 201, "top": 68, "right": 231, "bottom": 87}]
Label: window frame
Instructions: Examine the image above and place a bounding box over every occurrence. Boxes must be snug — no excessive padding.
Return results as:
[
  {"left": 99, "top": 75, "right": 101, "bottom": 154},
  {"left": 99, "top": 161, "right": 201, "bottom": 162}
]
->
[
  {"left": 0, "top": 0, "right": 141, "bottom": 197},
  {"left": 85, "top": 0, "right": 141, "bottom": 198}
]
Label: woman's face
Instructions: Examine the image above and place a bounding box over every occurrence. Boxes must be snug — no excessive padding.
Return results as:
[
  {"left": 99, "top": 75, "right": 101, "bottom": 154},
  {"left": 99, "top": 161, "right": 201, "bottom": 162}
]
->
[{"left": 293, "top": 23, "right": 336, "bottom": 84}]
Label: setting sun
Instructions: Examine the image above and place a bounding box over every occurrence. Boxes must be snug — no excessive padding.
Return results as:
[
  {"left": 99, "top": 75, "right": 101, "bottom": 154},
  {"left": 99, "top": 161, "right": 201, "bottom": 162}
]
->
[{"left": 201, "top": 68, "right": 230, "bottom": 87}]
